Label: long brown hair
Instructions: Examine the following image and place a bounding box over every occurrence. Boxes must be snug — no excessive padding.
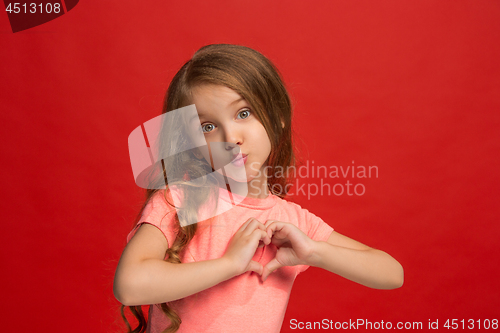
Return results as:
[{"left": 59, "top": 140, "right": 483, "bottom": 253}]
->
[{"left": 121, "top": 44, "right": 295, "bottom": 333}]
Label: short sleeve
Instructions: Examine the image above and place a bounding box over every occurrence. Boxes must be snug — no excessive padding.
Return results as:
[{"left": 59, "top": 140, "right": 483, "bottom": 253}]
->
[
  {"left": 302, "top": 209, "right": 333, "bottom": 242},
  {"left": 126, "top": 190, "right": 178, "bottom": 247},
  {"left": 296, "top": 208, "right": 334, "bottom": 273}
]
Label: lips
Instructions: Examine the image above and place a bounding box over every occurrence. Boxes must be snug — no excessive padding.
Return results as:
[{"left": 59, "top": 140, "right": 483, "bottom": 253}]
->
[{"left": 231, "top": 153, "right": 248, "bottom": 167}]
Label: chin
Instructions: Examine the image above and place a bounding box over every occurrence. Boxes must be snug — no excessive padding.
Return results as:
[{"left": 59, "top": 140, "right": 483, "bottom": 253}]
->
[{"left": 225, "top": 174, "right": 253, "bottom": 183}]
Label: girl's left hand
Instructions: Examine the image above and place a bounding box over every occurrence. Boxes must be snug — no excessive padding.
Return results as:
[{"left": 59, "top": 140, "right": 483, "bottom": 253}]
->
[{"left": 262, "top": 220, "right": 316, "bottom": 281}]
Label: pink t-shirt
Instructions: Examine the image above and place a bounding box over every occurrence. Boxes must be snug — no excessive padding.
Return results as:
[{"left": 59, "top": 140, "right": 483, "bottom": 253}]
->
[{"left": 128, "top": 188, "right": 333, "bottom": 333}]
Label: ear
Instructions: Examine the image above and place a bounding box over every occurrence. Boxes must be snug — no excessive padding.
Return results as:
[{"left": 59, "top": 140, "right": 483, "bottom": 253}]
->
[{"left": 281, "top": 120, "right": 285, "bottom": 128}]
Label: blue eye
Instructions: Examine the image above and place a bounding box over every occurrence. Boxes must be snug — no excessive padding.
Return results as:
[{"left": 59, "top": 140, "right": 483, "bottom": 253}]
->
[
  {"left": 237, "top": 109, "right": 251, "bottom": 119},
  {"left": 201, "top": 123, "right": 215, "bottom": 133}
]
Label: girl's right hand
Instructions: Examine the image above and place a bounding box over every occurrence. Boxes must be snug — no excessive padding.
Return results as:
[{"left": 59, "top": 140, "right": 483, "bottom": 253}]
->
[{"left": 223, "top": 218, "right": 271, "bottom": 277}]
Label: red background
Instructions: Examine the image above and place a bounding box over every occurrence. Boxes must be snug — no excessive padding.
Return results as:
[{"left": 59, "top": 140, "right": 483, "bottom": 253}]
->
[{"left": 1, "top": 1, "right": 499, "bottom": 332}]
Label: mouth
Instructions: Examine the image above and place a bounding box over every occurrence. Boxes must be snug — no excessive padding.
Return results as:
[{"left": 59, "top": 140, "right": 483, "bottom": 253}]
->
[{"left": 231, "top": 153, "right": 248, "bottom": 167}]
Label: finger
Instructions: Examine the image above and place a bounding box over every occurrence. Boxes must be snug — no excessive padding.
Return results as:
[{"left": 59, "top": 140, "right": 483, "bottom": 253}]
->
[
  {"left": 266, "top": 220, "right": 285, "bottom": 233},
  {"left": 267, "top": 221, "right": 300, "bottom": 242},
  {"left": 265, "top": 220, "right": 275, "bottom": 239},
  {"left": 241, "top": 220, "right": 268, "bottom": 244},
  {"left": 265, "top": 219, "right": 276, "bottom": 227},
  {"left": 271, "top": 236, "right": 289, "bottom": 248},
  {"left": 257, "top": 234, "right": 272, "bottom": 247},
  {"left": 266, "top": 221, "right": 289, "bottom": 241},
  {"left": 262, "top": 258, "right": 283, "bottom": 282},
  {"left": 265, "top": 220, "right": 284, "bottom": 232},
  {"left": 259, "top": 227, "right": 271, "bottom": 245},
  {"left": 246, "top": 260, "right": 263, "bottom": 275},
  {"left": 266, "top": 220, "right": 284, "bottom": 240},
  {"left": 251, "top": 229, "right": 271, "bottom": 246},
  {"left": 266, "top": 222, "right": 294, "bottom": 248},
  {"left": 237, "top": 218, "right": 259, "bottom": 235},
  {"left": 242, "top": 218, "right": 266, "bottom": 236}
]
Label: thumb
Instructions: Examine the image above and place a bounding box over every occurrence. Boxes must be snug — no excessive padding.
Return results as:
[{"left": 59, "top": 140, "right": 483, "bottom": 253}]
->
[
  {"left": 262, "top": 258, "right": 283, "bottom": 282},
  {"left": 246, "top": 260, "right": 264, "bottom": 276}
]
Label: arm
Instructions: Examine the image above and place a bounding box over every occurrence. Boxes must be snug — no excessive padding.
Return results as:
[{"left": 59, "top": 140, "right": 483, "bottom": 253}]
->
[
  {"left": 114, "top": 219, "right": 270, "bottom": 306},
  {"left": 262, "top": 221, "right": 404, "bottom": 289},
  {"left": 310, "top": 231, "right": 404, "bottom": 289}
]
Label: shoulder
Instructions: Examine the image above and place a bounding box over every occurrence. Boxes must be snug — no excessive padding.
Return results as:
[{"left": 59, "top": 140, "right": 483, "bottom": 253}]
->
[
  {"left": 273, "top": 196, "right": 317, "bottom": 219},
  {"left": 126, "top": 189, "right": 180, "bottom": 243},
  {"left": 139, "top": 190, "right": 175, "bottom": 218},
  {"left": 145, "top": 186, "right": 184, "bottom": 211},
  {"left": 274, "top": 196, "right": 334, "bottom": 239}
]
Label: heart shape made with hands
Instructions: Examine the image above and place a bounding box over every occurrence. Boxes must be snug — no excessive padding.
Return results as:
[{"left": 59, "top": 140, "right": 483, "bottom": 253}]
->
[{"left": 256, "top": 221, "right": 316, "bottom": 282}]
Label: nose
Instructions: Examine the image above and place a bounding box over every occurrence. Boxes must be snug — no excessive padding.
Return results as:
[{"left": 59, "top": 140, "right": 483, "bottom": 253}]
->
[{"left": 223, "top": 125, "right": 242, "bottom": 150}]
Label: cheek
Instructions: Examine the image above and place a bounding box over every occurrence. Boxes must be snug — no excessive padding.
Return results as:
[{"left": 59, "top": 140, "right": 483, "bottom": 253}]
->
[
  {"left": 258, "top": 129, "right": 272, "bottom": 156},
  {"left": 207, "top": 142, "right": 235, "bottom": 170},
  {"left": 251, "top": 121, "right": 271, "bottom": 147}
]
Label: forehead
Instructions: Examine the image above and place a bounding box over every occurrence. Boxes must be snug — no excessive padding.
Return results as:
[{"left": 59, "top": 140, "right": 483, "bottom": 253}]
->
[{"left": 190, "top": 84, "right": 245, "bottom": 112}]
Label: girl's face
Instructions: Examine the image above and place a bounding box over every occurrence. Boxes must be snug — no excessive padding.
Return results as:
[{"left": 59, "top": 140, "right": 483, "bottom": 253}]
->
[{"left": 188, "top": 84, "right": 272, "bottom": 192}]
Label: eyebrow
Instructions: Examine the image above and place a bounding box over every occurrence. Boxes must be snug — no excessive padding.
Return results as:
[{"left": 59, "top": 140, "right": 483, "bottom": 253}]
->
[{"left": 229, "top": 97, "right": 245, "bottom": 106}]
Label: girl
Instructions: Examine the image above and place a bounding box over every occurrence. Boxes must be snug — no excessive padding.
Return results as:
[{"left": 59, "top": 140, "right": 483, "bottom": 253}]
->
[{"left": 114, "top": 44, "right": 404, "bottom": 333}]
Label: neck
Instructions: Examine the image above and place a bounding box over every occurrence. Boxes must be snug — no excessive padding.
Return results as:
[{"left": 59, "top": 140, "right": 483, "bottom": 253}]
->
[
  {"left": 246, "top": 176, "right": 269, "bottom": 199},
  {"left": 216, "top": 176, "right": 269, "bottom": 199}
]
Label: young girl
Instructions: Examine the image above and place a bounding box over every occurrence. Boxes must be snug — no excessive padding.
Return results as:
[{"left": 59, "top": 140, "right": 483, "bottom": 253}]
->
[{"left": 114, "top": 44, "right": 404, "bottom": 333}]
